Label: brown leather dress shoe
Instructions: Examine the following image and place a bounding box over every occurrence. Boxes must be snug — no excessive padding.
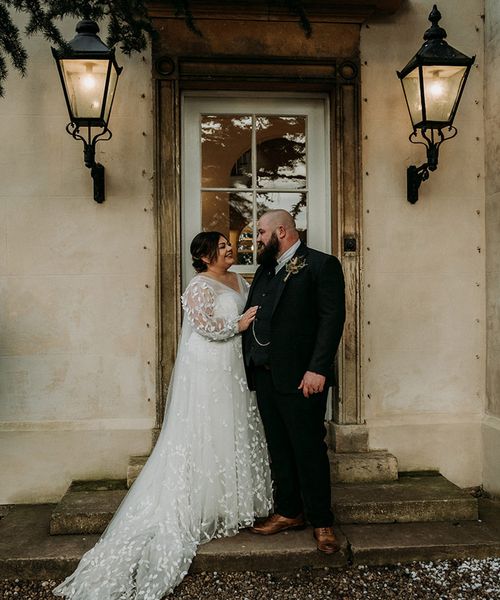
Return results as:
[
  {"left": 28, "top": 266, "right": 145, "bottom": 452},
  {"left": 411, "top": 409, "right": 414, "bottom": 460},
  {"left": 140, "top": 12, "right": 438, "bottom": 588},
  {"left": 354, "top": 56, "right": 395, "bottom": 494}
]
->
[
  {"left": 249, "top": 513, "right": 306, "bottom": 535},
  {"left": 313, "top": 527, "right": 341, "bottom": 554}
]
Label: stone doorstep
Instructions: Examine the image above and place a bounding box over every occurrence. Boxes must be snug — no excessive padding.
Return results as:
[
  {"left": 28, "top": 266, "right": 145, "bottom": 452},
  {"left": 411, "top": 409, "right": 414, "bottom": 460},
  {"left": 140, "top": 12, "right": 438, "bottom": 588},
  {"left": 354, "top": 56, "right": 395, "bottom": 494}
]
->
[
  {"left": 0, "top": 505, "right": 347, "bottom": 580},
  {"left": 50, "top": 474, "right": 478, "bottom": 535},
  {"left": 326, "top": 423, "right": 369, "bottom": 454},
  {"left": 0, "top": 505, "right": 99, "bottom": 580},
  {"left": 1, "top": 502, "right": 500, "bottom": 580},
  {"left": 343, "top": 508, "right": 500, "bottom": 566},
  {"left": 0, "top": 505, "right": 13, "bottom": 520},
  {"left": 192, "top": 528, "right": 348, "bottom": 573},
  {"left": 50, "top": 480, "right": 128, "bottom": 535},
  {"left": 127, "top": 452, "right": 400, "bottom": 489},
  {"left": 127, "top": 455, "right": 148, "bottom": 488},
  {"left": 329, "top": 449, "right": 399, "bottom": 483},
  {"left": 332, "top": 475, "right": 479, "bottom": 524}
]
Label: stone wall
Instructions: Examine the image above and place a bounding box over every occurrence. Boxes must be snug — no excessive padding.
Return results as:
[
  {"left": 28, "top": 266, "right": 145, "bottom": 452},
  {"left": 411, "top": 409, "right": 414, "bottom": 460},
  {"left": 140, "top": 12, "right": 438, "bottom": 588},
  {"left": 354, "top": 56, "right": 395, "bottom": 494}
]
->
[
  {"left": 484, "top": 0, "right": 500, "bottom": 497},
  {"left": 0, "top": 15, "right": 156, "bottom": 503},
  {"left": 360, "top": 0, "right": 485, "bottom": 487}
]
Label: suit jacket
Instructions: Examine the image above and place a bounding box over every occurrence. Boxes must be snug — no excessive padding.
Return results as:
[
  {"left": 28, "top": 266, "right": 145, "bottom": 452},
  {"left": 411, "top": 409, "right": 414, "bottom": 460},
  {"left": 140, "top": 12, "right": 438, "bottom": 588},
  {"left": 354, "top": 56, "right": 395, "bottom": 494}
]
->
[{"left": 243, "top": 243, "right": 345, "bottom": 393}]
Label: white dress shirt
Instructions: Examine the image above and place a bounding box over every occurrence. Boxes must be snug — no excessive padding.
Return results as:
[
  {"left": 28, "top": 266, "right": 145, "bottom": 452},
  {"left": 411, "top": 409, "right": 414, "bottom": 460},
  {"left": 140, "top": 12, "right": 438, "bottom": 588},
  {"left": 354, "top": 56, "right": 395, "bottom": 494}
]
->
[{"left": 275, "top": 239, "right": 302, "bottom": 273}]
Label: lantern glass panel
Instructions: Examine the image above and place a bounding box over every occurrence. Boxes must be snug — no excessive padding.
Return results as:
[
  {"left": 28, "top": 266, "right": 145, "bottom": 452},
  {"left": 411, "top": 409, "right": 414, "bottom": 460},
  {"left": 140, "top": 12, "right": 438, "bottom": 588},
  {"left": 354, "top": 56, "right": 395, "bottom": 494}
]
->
[
  {"left": 422, "top": 65, "right": 468, "bottom": 124},
  {"left": 401, "top": 67, "right": 422, "bottom": 128},
  {"left": 103, "top": 62, "right": 119, "bottom": 124},
  {"left": 60, "top": 59, "right": 109, "bottom": 120}
]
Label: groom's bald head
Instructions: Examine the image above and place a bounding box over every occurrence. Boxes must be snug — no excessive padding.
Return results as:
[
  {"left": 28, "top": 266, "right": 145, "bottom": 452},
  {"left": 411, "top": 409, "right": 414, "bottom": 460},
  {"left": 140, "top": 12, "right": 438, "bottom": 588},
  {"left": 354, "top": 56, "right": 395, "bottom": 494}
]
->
[
  {"left": 261, "top": 209, "right": 297, "bottom": 233},
  {"left": 257, "top": 210, "right": 300, "bottom": 262}
]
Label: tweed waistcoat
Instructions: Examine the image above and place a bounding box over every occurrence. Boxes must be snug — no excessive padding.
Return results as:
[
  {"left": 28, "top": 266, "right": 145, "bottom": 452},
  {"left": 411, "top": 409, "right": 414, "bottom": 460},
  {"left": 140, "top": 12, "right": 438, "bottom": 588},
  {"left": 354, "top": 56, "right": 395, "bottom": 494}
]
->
[{"left": 246, "top": 265, "right": 283, "bottom": 367}]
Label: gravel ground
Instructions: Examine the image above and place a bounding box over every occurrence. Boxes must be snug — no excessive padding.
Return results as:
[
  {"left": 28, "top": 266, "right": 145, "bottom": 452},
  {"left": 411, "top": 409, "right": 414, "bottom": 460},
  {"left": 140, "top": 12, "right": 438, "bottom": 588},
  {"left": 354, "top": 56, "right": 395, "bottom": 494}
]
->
[{"left": 2, "top": 558, "right": 499, "bottom": 599}]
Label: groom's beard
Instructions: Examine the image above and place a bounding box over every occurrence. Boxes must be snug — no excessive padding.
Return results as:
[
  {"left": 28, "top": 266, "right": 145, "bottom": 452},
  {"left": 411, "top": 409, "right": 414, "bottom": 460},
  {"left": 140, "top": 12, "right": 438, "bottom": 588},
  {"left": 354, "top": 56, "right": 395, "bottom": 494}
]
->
[{"left": 257, "top": 232, "right": 280, "bottom": 266}]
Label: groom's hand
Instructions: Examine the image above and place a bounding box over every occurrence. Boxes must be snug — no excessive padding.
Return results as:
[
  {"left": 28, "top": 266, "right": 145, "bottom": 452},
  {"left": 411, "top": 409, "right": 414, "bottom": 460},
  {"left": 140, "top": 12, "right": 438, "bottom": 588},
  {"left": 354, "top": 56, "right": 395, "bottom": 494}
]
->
[{"left": 298, "top": 371, "right": 326, "bottom": 398}]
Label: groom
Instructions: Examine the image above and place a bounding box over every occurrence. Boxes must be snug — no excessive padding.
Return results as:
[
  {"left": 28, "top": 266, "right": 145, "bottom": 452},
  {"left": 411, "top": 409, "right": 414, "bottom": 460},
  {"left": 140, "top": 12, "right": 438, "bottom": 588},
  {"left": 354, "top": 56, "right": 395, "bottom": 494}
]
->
[{"left": 243, "top": 209, "right": 345, "bottom": 554}]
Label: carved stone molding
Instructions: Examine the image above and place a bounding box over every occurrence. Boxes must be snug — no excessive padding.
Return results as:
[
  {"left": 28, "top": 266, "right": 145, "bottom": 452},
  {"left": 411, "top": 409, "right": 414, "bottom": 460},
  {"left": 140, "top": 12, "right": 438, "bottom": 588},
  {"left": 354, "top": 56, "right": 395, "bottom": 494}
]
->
[
  {"left": 148, "top": 0, "right": 403, "bottom": 23},
  {"left": 152, "top": 4, "right": 374, "bottom": 431}
]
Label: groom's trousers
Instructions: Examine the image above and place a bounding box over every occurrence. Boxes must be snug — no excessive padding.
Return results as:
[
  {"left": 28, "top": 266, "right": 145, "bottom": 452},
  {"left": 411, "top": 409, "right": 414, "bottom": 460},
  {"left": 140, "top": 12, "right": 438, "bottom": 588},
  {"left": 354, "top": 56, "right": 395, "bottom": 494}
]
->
[{"left": 253, "top": 366, "right": 333, "bottom": 527}]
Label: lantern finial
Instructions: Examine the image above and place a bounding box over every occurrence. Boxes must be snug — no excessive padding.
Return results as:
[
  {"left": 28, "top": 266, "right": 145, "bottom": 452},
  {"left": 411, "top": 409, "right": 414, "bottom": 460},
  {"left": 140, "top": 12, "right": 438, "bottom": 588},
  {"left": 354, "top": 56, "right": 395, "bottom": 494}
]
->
[
  {"left": 75, "top": 20, "right": 100, "bottom": 36},
  {"left": 424, "top": 5, "right": 446, "bottom": 42}
]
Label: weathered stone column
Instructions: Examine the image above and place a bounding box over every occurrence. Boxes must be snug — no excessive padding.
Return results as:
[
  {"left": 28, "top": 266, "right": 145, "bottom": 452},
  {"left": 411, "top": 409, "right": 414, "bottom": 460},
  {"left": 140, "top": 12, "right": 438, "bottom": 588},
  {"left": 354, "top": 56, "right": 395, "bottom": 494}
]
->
[
  {"left": 330, "top": 75, "right": 366, "bottom": 439},
  {"left": 328, "top": 75, "right": 397, "bottom": 482}
]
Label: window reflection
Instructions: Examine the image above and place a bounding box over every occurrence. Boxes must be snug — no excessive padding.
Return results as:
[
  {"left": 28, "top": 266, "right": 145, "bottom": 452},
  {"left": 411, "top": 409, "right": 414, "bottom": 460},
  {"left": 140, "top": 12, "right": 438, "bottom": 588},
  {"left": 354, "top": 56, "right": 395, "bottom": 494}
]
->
[
  {"left": 230, "top": 148, "right": 252, "bottom": 188},
  {"left": 256, "top": 116, "right": 306, "bottom": 189},
  {"left": 201, "top": 115, "right": 252, "bottom": 188},
  {"left": 201, "top": 192, "right": 254, "bottom": 265},
  {"left": 257, "top": 192, "right": 307, "bottom": 242},
  {"left": 237, "top": 224, "right": 254, "bottom": 265},
  {"left": 201, "top": 114, "right": 308, "bottom": 266}
]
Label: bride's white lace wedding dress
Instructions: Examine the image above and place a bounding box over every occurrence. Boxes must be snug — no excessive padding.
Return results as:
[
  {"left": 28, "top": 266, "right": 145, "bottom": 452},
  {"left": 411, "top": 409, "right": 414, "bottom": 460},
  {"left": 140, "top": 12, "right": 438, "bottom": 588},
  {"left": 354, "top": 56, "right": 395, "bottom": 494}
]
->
[{"left": 53, "top": 273, "right": 273, "bottom": 600}]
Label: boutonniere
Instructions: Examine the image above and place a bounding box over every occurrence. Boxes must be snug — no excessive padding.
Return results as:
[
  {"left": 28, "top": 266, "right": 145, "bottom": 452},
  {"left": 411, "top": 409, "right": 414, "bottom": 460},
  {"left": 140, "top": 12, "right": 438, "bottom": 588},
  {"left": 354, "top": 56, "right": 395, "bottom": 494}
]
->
[{"left": 284, "top": 256, "right": 307, "bottom": 282}]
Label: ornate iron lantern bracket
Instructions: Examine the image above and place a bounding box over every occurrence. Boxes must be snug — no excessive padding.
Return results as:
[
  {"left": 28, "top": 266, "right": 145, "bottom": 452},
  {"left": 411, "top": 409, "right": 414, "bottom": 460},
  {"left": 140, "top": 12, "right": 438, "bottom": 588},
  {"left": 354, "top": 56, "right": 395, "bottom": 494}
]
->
[
  {"left": 52, "top": 18, "right": 122, "bottom": 203},
  {"left": 65, "top": 123, "right": 112, "bottom": 203},
  {"left": 397, "top": 5, "right": 475, "bottom": 203},
  {"left": 407, "top": 125, "right": 457, "bottom": 204}
]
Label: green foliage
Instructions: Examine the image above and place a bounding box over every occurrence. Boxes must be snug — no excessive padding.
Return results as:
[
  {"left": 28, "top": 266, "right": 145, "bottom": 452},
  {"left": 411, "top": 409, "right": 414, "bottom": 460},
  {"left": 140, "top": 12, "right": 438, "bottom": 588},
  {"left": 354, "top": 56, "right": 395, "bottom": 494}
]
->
[{"left": 0, "top": 0, "right": 311, "bottom": 97}]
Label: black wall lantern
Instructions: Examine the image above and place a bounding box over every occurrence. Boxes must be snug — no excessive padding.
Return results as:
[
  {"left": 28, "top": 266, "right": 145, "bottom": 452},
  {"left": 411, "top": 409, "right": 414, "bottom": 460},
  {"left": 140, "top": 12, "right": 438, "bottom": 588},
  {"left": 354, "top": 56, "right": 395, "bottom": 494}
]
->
[
  {"left": 397, "top": 5, "right": 475, "bottom": 203},
  {"left": 52, "top": 19, "right": 122, "bottom": 203}
]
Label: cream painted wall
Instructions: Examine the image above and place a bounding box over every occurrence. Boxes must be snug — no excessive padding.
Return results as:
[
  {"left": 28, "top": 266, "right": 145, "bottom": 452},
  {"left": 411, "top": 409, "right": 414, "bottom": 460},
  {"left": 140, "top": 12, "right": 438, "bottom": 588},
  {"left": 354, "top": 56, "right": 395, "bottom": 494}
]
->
[
  {"left": 0, "top": 15, "right": 156, "bottom": 502},
  {"left": 484, "top": 0, "right": 500, "bottom": 497},
  {"left": 361, "top": 0, "right": 486, "bottom": 487}
]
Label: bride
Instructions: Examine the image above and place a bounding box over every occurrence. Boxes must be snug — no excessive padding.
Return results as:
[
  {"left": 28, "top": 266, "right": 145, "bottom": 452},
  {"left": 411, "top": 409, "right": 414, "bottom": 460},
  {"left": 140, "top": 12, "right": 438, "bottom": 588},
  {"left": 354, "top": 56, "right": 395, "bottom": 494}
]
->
[{"left": 53, "top": 232, "right": 273, "bottom": 600}]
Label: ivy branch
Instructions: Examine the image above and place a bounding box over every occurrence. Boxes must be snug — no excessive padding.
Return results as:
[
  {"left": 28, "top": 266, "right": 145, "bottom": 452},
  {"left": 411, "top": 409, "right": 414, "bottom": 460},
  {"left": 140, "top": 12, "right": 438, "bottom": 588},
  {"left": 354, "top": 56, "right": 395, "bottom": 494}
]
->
[{"left": 0, "top": 0, "right": 311, "bottom": 97}]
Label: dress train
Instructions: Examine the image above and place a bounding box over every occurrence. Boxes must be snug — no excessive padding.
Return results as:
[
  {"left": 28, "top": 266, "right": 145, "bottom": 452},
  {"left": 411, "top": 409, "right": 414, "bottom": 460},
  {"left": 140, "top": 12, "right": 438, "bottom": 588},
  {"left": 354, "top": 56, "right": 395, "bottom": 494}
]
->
[{"left": 53, "top": 274, "right": 273, "bottom": 599}]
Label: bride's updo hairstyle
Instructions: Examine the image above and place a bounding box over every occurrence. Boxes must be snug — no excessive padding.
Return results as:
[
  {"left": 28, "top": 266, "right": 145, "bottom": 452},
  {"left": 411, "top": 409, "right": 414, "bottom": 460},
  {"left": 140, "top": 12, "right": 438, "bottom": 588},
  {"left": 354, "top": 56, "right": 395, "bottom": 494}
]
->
[{"left": 190, "top": 231, "right": 226, "bottom": 273}]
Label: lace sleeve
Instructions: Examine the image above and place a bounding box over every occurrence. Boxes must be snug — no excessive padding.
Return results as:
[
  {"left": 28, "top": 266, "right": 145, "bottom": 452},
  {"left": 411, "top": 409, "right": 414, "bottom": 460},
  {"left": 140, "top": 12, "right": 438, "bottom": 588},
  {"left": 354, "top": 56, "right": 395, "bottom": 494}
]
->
[{"left": 181, "top": 279, "right": 240, "bottom": 341}]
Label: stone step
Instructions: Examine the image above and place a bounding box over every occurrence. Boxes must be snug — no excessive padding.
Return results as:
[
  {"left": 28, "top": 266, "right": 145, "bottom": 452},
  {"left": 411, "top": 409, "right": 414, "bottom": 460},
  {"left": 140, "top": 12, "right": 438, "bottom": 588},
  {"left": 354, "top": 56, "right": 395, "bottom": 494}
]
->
[
  {"left": 332, "top": 474, "right": 479, "bottom": 524},
  {"left": 125, "top": 450, "right": 400, "bottom": 489},
  {"left": 329, "top": 449, "right": 398, "bottom": 483},
  {"left": 1, "top": 504, "right": 99, "bottom": 580},
  {"left": 2, "top": 501, "right": 500, "bottom": 580},
  {"left": 50, "top": 473, "right": 476, "bottom": 536},
  {"left": 1, "top": 504, "right": 348, "bottom": 579},
  {"left": 326, "top": 423, "right": 369, "bottom": 453},
  {"left": 343, "top": 506, "right": 500, "bottom": 565},
  {"left": 192, "top": 527, "right": 348, "bottom": 573},
  {"left": 50, "top": 480, "right": 127, "bottom": 535},
  {"left": 0, "top": 505, "right": 12, "bottom": 520},
  {"left": 127, "top": 455, "right": 148, "bottom": 488}
]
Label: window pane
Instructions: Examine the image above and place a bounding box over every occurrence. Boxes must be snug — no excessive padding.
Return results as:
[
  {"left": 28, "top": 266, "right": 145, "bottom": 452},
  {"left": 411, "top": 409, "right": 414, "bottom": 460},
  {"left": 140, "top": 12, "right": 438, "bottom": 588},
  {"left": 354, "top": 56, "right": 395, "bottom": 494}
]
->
[
  {"left": 60, "top": 59, "right": 108, "bottom": 120},
  {"left": 257, "top": 192, "right": 307, "bottom": 243},
  {"left": 103, "top": 63, "right": 119, "bottom": 124},
  {"left": 422, "top": 65, "right": 467, "bottom": 123},
  {"left": 236, "top": 222, "right": 255, "bottom": 266},
  {"left": 401, "top": 67, "right": 422, "bottom": 127},
  {"left": 256, "top": 116, "right": 306, "bottom": 189},
  {"left": 201, "top": 115, "right": 252, "bottom": 188},
  {"left": 201, "top": 192, "right": 254, "bottom": 265}
]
